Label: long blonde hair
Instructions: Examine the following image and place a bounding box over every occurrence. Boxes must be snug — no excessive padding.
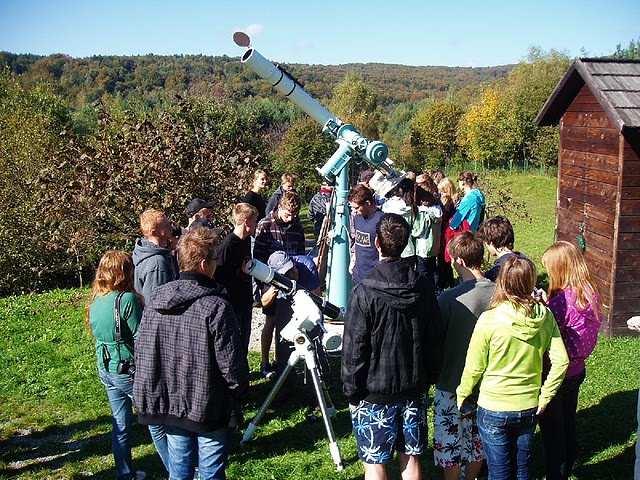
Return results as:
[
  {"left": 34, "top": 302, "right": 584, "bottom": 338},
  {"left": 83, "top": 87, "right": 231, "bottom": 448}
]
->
[
  {"left": 542, "top": 241, "right": 598, "bottom": 310},
  {"left": 437, "top": 178, "right": 459, "bottom": 207},
  {"left": 491, "top": 255, "right": 538, "bottom": 315},
  {"left": 84, "top": 251, "right": 136, "bottom": 329}
]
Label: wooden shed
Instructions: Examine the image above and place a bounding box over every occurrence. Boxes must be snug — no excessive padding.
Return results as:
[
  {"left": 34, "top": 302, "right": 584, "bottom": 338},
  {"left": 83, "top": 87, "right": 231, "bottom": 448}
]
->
[{"left": 536, "top": 58, "right": 640, "bottom": 336}]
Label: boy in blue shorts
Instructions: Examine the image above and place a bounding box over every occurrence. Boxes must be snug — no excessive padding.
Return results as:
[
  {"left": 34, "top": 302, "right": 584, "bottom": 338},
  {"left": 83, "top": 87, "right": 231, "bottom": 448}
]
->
[{"left": 342, "top": 213, "right": 440, "bottom": 480}]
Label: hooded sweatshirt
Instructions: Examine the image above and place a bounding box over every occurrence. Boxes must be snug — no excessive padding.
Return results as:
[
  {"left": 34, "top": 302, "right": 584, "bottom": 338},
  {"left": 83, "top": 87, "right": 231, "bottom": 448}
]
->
[
  {"left": 412, "top": 204, "right": 443, "bottom": 258},
  {"left": 382, "top": 197, "right": 416, "bottom": 258},
  {"left": 132, "top": 238, "right": 178, "bottom": 304},
  {"left": 133, "top": 272, "right": 248, "bottom": 433},
  {"left": 457, "top": 301, "right": 569, "bottom": 412},
  {"left": 342, "top": 257, "right": 440, "bottom": 404}
]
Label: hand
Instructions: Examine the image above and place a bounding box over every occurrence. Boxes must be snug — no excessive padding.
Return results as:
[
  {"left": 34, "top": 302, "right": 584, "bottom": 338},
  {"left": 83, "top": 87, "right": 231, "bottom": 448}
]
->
[
  {"left": 228, "top": 406, "right": 244, "bottom": 432},
  {"left": 261, "top": 286, "right": 278, "bottom": 306},
  {"left": 536, "top": 404, "right": 546, "bottom": 416},
  {"left": 241, "top": 258, "right": 252, "bottom": 273}
]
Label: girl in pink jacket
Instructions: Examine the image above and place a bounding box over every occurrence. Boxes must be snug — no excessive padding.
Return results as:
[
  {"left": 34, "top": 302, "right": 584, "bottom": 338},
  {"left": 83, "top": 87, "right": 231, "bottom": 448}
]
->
[{"left": 540, "top": 241, "right": 602, "bottom": 480}]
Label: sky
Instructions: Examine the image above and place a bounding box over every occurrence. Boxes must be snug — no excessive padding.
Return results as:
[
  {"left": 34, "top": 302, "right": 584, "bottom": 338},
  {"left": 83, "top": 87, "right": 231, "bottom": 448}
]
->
[{"left": 0, "top": 0, "right": 638, "bottom": 67}]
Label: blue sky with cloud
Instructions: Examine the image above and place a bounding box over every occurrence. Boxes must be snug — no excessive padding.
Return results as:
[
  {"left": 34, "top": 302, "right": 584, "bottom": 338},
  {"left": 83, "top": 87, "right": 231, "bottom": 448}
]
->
[{"left": 1, "top": 0, "right": 638, "bottom": 66}]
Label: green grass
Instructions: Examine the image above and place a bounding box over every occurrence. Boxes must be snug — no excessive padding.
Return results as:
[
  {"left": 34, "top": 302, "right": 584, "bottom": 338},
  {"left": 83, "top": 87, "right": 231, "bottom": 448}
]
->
[
  {"left": 481, "top": 171, "right": 557, "bottom": 270},
  {"left": 0, "top": 172, "right": 637, "bottom": 479}
]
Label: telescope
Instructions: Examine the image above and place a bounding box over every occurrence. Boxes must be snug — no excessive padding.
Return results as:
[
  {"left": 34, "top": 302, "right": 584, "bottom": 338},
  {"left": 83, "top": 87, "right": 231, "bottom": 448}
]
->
[
  {"left": 240, "top": 258, "right": 344, "bottom": 470},
  {"left": 243, "top": 258, "right": 341, "bottom": 320},
  {"left": 233, "top": 32, "right": 405, "bottom": 312}
]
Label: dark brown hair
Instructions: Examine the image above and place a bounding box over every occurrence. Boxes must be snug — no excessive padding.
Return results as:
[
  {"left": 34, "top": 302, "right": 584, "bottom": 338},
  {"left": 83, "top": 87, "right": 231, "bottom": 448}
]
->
[
  {"left": 458, "top": 171, "right": 478, "bottom": 187},
  {"left": 376, "top": 213, "right": 410, "bottom": 258},
  {"left": 448, "top": 232, "right": 484, "bottom": 269},
  {"left": 348, "top": 184, "right": 375, "bottom": 205},
  {"left": 478, "top": 216, "right": 515, "bottom": 250}
]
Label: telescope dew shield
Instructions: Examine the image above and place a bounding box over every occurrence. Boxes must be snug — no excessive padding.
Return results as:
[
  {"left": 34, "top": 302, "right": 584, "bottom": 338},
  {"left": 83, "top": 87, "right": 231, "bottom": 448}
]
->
[
  {"left": 240, "top": 48, "right": 334, "bottom": 128},
  {"left": 243, "top": 259, "right": 341, "bottom": 319},
  {"left": 243, "top": 259, "right": 295, "bottom": 296}
]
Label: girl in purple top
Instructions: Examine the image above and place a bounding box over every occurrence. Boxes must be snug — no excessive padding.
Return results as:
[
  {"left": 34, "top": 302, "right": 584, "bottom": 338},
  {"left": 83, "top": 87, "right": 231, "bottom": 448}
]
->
[{"left": 540, "top": 240, "right": 601, "bottom": 480}]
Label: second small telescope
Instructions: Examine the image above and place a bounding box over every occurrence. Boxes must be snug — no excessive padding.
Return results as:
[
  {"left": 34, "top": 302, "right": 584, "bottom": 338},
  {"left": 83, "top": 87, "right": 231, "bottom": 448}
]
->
[{"left": 243, "top": 259, "right": 342, "bottom": 320}]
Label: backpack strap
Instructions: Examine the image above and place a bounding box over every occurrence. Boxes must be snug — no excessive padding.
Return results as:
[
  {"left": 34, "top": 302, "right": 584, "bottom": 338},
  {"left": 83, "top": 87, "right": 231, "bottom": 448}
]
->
[{"left": 113, "top": 291, "right": 125, "bottom": 343}]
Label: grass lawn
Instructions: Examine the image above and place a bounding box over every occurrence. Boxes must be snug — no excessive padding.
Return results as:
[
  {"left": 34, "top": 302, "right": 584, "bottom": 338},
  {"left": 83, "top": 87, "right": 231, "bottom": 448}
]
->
[{"left": 0, "top": 171, "right": 638, "bottom": 479}]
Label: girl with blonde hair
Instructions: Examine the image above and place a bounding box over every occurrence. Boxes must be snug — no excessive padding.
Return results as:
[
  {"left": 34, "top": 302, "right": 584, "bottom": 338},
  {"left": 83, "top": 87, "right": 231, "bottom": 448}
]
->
[
  {"left": 457, "top": 256, "right": 569, "bottom": 480},
  {"left": 539, "top": 241, "right": 601, "bottom": 480},
  {"left": 86, "top": 251, "right": 168, "bottom": 479},
  {"left": 436, "top": 177, "right": 459, "bottom": 290}
]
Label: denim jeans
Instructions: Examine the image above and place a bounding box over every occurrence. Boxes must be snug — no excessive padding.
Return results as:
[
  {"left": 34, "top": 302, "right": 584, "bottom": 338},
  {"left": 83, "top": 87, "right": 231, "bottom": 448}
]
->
[
  {"left": 539, "top": 370, "right": 585, "bottom": 480},
  {"left": 98, "top": 369, "right": 170, "bottom": 477},
  {"left": 166, "top": 426, "right": 228, "bottom": 480},
  {"left": 477, "top": 406, "right": 537, "bottom": 480}
]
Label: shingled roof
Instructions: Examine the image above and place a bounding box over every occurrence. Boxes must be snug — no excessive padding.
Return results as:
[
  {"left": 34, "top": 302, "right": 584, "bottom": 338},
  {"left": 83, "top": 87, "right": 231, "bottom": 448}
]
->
[{"left": 536, "top": 58, "right": 640, "bottom": 131}]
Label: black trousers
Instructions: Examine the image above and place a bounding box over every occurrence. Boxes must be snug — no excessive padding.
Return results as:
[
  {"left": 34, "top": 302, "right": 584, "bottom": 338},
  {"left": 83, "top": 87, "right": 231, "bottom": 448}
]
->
[
  {"left": 436, "top": 255, "right": 455, "bottom": 291},
  {"left": 416, "top": 256, "right": 437, "bottom": 289},
  {"left": 539, "top": 369, "right": 586, "bottom": 480}
]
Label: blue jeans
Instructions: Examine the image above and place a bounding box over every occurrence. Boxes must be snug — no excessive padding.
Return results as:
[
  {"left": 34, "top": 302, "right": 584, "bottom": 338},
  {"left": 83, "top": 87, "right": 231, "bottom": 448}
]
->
[
  {"left": 166, "top": 426, "right": 228, "bottom": 480},
  {"left": 98, "top": 370, "right": 170, "bottom": 477},
  {"left": 477, "top": 406, "right": 537, "bottom": 480}
]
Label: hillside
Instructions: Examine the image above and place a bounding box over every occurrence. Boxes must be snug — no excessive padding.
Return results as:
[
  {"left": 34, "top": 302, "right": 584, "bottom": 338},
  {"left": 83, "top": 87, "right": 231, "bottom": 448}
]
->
[{"left": 0, "top": 51, "right": 513, "bottom": 108}]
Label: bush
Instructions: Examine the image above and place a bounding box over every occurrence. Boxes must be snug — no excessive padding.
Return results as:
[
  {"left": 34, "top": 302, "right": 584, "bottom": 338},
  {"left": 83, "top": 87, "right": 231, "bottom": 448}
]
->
[
  {"left": 272, "top": 117, "right": 335, "bottom": 199},
  {"left": 34, "top": 98, "right": 264, "bottom": 291},
  {"left": 0, "top": 70, "right": 72, "bottom": 294}
]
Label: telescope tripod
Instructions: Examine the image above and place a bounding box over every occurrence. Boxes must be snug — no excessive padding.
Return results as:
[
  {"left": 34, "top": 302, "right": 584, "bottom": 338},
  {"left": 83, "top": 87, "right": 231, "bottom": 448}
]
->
[{"left": 241, "top": 332, "right": 344, "bottom": 471}]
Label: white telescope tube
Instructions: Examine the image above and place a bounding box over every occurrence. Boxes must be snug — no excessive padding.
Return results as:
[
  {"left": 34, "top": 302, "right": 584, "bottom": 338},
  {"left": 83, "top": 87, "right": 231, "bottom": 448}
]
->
[{"left": 241, "top": 48, "right": 335, "bottom": 128}]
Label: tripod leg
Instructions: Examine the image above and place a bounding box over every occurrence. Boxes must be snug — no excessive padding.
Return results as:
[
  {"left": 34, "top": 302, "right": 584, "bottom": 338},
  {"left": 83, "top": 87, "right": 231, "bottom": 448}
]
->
[
  {"left": 241, "top": 352, "right": 297, "bottom": 444},
  {"left": 308, "top": 364, "right": 344, "bottom": 471}
]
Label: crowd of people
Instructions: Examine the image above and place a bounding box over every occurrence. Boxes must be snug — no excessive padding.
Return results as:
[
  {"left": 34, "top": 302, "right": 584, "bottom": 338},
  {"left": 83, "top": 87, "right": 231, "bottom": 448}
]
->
[{"left": 85, "top": 167, "right": 615, "bottom": 480}]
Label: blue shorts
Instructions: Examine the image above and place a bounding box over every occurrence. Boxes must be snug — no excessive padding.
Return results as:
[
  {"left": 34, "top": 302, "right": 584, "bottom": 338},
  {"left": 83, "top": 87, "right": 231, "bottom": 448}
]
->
[{"left": 349, "top": 396, "right": 427, "bottom": 464}]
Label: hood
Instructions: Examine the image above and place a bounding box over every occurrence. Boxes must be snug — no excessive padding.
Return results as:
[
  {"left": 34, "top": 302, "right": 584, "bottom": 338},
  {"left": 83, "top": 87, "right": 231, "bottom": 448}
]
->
[
  {"left": 361, "top": 258, "right": 423, "bottom": 311},
  {"left": 149, "top": 274, "right": 224, "bottom": 312},
  {"left": 499, "top": 302, "right": 548, "bottom": 341},
  {"left": 132, "top": 238, "right": 172, "bottom": 266},
  {"left": 382, "top": 197, "right": 412, "bottom": 216}
]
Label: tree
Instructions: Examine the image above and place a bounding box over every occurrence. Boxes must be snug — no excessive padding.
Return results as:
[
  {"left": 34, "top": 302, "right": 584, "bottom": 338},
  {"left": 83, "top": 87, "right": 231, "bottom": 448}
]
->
[
  {"left": 381, "top": 102, "right": 417, "bottom": 160},
  {"left": 273, "top": 117, "right": 335, "bottom": 199},
  {"left": 32, "top": 98, "right": 264, "bottom": 295},
  {"left": 409, "top": 99, "right": 464, "bottom": 168},
  {"left": 457, "top": 48, "right": 570, "bottom": 168},
  {"left": 0, "top": 69, "right": 72, "bottom": 293},
  {"left": 457, "top": 85, "right": 505, "bottom": 168},
  {"left": 613, "top": 37, "right": 640, "bottom": 59},
  {"left": 329, "top": 72, "right": 381, "bottom": 139}
]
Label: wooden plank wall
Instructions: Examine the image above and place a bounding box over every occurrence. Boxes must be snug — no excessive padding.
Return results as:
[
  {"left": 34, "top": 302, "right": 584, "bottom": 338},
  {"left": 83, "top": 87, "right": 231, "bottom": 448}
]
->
[
  {"left": 558, "top": 84, "right": 618, "bottom": 333},
  {"left": 612, "top": 131, "right": 640, "bottom": 334}
]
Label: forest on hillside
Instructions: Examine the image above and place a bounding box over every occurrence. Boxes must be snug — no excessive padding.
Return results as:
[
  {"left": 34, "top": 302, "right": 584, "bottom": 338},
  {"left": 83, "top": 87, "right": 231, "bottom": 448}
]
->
[
  {"left": 0, "top": 37, "right": 638, "bottom": 295},
  {"left": 0, "top": 51, "right": 513, "bottom": 108}
]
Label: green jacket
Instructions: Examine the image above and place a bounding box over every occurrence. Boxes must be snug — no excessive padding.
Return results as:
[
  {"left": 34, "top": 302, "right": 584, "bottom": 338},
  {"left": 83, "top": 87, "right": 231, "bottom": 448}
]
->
[
  {"left": 456, "top": 301, "right": 569, "bottom": 412},
  {"left": 89, "top": 291, "right": 142, "bottom": 373},
  {"left": 382, "top": 197, "right": 415, "bottom": 258},
  {"left": 412, "top": 205, "right": 442, "bottom": 258}
]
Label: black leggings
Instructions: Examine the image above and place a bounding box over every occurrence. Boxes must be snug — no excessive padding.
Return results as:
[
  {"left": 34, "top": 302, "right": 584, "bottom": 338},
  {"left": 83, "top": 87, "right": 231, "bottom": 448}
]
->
[{"left": 539, "top": 369, "right": 586, "bottom": 480}]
